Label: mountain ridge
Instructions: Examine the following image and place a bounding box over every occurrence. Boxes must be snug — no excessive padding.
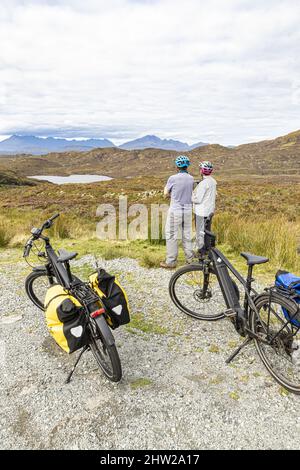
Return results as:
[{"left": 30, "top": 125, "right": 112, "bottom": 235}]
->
[
  {"left": 0, "top": 135, "right": 116, "bottom": 155},
  {"left": 119, "top": 134, "right": 207, "bottom": 151},
  {"left": 0, "top": 134, "right": 208, "bottom": 155}
]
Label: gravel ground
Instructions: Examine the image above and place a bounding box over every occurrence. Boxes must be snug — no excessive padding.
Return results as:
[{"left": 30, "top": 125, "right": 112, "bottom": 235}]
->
[{"left": 0, "top": 251, "right": 300, "bottom": 450}]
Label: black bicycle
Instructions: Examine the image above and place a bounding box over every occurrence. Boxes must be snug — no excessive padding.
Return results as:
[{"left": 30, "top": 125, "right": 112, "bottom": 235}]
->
[
  {"left": 24, "top": 213, "right": 122, "bottom": 383},
  {"left": 169, "top": 216, "right": 300, "bottom": 394}
]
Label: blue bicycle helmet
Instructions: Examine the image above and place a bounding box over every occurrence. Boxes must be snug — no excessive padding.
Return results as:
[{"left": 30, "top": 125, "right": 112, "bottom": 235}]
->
[{"left": 175, "top": 155, "right": 190, "bottom": 168}]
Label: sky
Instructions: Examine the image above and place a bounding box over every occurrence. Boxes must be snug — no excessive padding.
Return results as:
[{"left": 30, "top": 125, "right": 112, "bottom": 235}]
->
[{"left": 0, "top": 0, "right": 300, "bottom": 145}]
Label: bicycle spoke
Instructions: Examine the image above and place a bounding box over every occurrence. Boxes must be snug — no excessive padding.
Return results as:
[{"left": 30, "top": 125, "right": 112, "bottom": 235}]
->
[
  {"left": 170, "top": 265, "right": 233, "bottom": 320},
  {"left": 88, "top": 319, "right": 116, "bottom": 378},
  {"left": 253, "top": 296, "right": 300, "bottom": 390}
]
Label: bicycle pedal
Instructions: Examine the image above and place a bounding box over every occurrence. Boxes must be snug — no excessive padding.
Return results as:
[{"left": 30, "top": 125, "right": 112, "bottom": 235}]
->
[{"left": 224, "top": 309, "right": 237, "bottom": 318}]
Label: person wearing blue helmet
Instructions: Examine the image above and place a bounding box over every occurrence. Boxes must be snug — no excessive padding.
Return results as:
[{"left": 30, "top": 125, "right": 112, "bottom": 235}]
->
[
  {"left": 174, "top": 155, "right": 191, "bottom": 168},
  {"left": 160, "top": 155, "right": 194, "bottom": 269}
]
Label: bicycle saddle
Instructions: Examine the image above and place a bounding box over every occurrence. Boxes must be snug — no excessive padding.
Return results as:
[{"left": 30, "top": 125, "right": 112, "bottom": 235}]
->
[
  {"left": 57, "top": 249, "right": 78, "bottom": 263},
  {"left": 240, "top": 252, "right": 269, "bottom": 266}
]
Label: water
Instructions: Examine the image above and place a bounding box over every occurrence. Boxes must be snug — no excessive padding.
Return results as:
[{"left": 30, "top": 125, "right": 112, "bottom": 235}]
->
[{"left": 29, "top": 174, "right": 112, "bottom": 184}]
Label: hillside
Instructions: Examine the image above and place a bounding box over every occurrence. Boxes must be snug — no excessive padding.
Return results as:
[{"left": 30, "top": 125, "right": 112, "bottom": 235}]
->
[
  {"left": 0, "top": 129, "right": 299, "bottom": 179},
  {"left": 0, "top": 170, "right": 36, "bottom": 186}
]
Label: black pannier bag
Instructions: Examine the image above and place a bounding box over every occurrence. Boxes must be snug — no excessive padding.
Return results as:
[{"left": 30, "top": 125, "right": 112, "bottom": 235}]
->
[
  {"left": 45, "top": 285, "right": 89, "bottom": 353},
  {"left": 89, "top": 269, "right": 130, "bottom": 329}
]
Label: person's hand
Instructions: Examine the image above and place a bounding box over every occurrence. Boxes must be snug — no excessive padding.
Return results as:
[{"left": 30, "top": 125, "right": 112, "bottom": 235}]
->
[{"left": 163, "top": 185, "right": 170, "bottom": 198}]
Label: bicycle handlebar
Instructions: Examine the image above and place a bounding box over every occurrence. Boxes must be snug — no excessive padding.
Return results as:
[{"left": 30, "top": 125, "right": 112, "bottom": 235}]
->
[
  {"left": 23, "top": 213, "right": 60, "bottom": 258},
  {"left": 49, "top": 213, "right": 60, "bottom": 222},
  {"left": 42, "top": 213, "right": 60, "bottom": 230}
]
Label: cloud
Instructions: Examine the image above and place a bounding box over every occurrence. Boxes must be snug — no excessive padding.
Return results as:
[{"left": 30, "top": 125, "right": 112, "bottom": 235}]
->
[{"left": 0, "top": 0, "right": 300, "bottom": 145}]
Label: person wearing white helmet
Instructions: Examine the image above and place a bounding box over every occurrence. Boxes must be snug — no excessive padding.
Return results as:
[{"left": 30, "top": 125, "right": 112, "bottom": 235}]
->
[
  {"left": 192, "top": 161, "right": 217, "bottom": 254},
  {"left": 160, "top": 155, "right": 194, "bottom": 269}
]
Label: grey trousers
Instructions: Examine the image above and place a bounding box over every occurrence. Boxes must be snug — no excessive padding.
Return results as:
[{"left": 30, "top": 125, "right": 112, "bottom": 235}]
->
[
  {"left": 196, "top": 214, "right": 212, "bottom": 250},
  {"left": 195, "top": 215, "right": 207, "bottom": 250},
  {"left": 165, "top": 210, "right": 193, "bottom": 264}
]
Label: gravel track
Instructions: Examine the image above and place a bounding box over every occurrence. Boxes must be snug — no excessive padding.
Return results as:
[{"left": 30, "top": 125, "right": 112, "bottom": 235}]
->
[{"left": 0, "top": 252, "right": 300, "bottom": 450}]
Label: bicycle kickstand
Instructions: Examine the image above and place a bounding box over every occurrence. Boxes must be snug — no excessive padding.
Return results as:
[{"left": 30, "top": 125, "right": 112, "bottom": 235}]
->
[
  {"left": 225, "top": 337, "right": 252, "bottom": 364},
  {"left": 65, "top": 345, "right": 89, "bottom": 384}
]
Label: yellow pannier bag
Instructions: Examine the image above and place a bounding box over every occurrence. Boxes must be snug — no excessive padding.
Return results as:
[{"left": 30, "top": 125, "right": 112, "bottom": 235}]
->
[
  {"left": 44, "top": 285, "right": 89, "bottom": 353},
  {"left": 89, "top": 269, "right": 130, "bottom": 329}
]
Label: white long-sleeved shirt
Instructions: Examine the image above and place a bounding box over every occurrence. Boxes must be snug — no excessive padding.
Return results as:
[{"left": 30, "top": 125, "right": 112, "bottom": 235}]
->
[{"left": 192, "top": 175, "right": 217, "bottom": 217}]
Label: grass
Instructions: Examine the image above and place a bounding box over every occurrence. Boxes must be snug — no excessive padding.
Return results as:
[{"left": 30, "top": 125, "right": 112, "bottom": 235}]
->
[
  {"left": 0, "top": 176, "right": 299, "bottom": 274},
  {"left": 209, "top": 344, "right": 220, "bottom": 353},
  {"left": 0, "top": 229, "right": 298, "bottom": 287},
  {"left": 209, "top": 375, "right": 224, "bottom": 385},
  {"left": 130, "top": 378, "right": 153, "bottom": 390},
  {"left": 140, "top": 252, "right": 162, "bottom": 269},
  {"left": 126, "top": 312, "right": 168, "bottom": 335},
  {"left": 0, "top": 223, "right": 10, "bottom": 247},
  {"left": 1, "top": 230, "right": 297, "bottom": 286},
  {"left": 213, "top": 213, "right": 299, "bottom": 271},
  {"left": 50, "top": 214, "right": 72, "bottom": 239},
  {"left": 229, "top": 391, "right": 240, "bottom": 400},
  {"left": 0, "top": 208, "right": 93, "bottom": 248},
  {"left": 279, "top": 387, "right": 290, "bottom": 397}
]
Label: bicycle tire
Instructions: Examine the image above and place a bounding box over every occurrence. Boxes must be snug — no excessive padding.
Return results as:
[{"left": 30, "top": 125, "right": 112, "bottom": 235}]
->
[
  {"left": 25, "top": 270, "right": 57, "bottom": 311},
  {"left": 169, "top": 263, "right": 240, "bottom": 321},
  {"left": 250, "top": 292, "right": 300, "bottom": 394},
  {"left": 88, "top": 316, "right": 122, "bottom": 382}
]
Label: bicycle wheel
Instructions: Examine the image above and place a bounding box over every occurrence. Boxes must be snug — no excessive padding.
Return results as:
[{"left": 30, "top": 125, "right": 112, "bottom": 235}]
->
[
  {"left": 88, "top": 316, "right": 122, "bottom": 382},
  {"left": 169, "top": 263, "right": 240, "bottom": 321},
  {"left": 25, "top": 270, "right": 57, "bottom": 311},
  {"left": 250, "top": 292, "right": 300, "bottom": 394}
]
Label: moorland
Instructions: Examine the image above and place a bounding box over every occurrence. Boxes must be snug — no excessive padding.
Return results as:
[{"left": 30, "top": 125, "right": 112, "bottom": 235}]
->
[{"left": 0, "top": 129, "right": 299, "bottom": 274}]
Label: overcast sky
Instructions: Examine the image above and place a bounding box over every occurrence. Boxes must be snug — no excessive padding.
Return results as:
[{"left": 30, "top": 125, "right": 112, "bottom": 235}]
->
[{"left": 0, "top": 0, "right": 300, "bottom": 145}]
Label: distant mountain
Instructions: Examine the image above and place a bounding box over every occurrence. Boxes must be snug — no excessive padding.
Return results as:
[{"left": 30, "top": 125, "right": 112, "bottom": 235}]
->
[
  {"left": 0, "top": 135, "right": 115, "bottom": 155},
  {"left": 0, "top": 134, "right": 209, "bottom": 155},
  {"left": 188, "top": 141, "right": 209, "bottom": 150},
  {"left": 119, "top": 135, "right": 207, "bottom": 151}
]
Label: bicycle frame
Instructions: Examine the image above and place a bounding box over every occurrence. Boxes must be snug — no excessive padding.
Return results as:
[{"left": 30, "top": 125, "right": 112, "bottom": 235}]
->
[
  {"left": 208, "top": 247, "right": 260, "bottom": 335},
  {"left": 44, "top": 239, "right": 73, "bottom": 289},
  {"left": 43, "top": 239, "right": 104, "bottom": 314},
  {"left": 31, "top": 231, "right": 98, "bottom": 311}
]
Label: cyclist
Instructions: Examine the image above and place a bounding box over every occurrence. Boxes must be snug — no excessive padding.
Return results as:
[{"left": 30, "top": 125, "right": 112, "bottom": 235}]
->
[
  {"left": 192, "top": 161, "right": 217, "bottom": 255},
  {"left": 160, "top": 155, "right": 194, "bottom": 269}
]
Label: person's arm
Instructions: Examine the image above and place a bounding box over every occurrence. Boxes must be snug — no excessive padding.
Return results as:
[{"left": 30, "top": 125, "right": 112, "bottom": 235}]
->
[
  {"left": 164, "top": 177, "right": 173, "bottom": 199},
  {"left": 192, "top": 180, "right": 207, "bottom": 204}
]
